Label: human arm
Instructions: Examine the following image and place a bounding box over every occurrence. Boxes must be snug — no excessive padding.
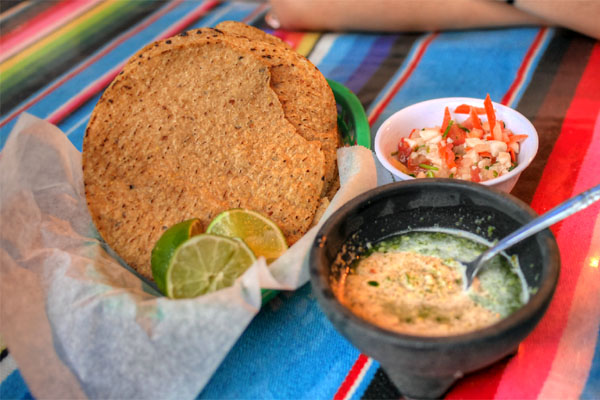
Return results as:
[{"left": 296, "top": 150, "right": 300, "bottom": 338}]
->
[
  {"left": 269, "top": 0, "right": 546, "bottom": 32},
  {"left": 268, "top": 0, "right": 599, "bottom": 39},
  {"left": 512, "top": 0, "right": 600, "bottom": 40}
]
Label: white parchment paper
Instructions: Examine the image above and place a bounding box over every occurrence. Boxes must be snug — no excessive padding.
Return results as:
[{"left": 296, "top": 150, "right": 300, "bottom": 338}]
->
[{"left": 0, "top": 114, "right": 377, "bottom": 399}]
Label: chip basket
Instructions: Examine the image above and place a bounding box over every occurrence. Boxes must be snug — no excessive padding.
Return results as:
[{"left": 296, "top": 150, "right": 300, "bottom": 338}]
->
[
  {"left": 260, "top": 79, "right": 370, "bottom": 304},
  {"left": 327, "top": 79, "right": 371, "bottom": 148}
]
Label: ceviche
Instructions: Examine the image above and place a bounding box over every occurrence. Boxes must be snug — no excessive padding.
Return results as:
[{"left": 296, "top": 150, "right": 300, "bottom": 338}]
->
[{"left": 391, "top": 95, "right": 528, "bottom": 182}]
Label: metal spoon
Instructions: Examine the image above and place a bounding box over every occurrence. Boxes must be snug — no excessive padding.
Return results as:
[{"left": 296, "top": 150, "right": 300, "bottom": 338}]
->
[{"left": 463, "top": 184, "right": 600, "bottom": 289}]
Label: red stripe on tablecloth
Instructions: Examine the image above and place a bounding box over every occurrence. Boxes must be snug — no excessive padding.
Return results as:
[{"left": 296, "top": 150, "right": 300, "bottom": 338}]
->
[
  {"left": 500, "top": 27, "right": 548, "bottom": 106},
  {"left": 493, "top": 42, "right": 600, "bottom": 399},
  {"left": 530, "top": 43, "right": 600, "bottom": 215},
  {"left": 367, "top": 33, "right": 438, "bottom": 126},
  {"left": 0, "top": 0, "right": 99, "bottom": 62},
  {"left": 334, "top": 354, "right": 369, "bottom": 400},
  {"left": 446, "top": 356, "right": 512, "bottom": 399},
  {"left": 501, "top": 27, "right": 548, "bottom": 105},
  {"left": 273, "top": 31, "right": 306, "bottom": 50},
  {"left": 0, "top": 0, "right": 219, "bottom": 129}
]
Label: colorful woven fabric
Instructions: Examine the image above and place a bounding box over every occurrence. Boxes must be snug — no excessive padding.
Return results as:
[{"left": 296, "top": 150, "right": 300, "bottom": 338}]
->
[{"left": 0, "top": 1, "right": 598, "bottom": 399}]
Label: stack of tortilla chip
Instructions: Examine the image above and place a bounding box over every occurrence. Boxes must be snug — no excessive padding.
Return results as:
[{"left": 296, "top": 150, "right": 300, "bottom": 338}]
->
[{"left": 82, "top": 22, "right": 340, "bottom": 280}]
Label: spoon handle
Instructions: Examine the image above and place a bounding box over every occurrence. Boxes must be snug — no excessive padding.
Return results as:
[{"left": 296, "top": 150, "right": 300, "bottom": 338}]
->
[{"left": 478, "top": 184, "right": 600, "bottom": 266}]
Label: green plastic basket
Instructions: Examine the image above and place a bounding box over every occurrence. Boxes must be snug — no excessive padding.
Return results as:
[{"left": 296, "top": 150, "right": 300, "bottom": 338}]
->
[
  {"left": 260, "top": 80, "right": 370, "bottom": 305},
  {"left": 328, "top": 79, "right": 371, "bottom": 148}
]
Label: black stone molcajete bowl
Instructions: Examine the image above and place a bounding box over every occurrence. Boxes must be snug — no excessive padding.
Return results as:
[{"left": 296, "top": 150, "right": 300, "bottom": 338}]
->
[{"left": 309, "top": 179, "right": 560, "bottom": 399}]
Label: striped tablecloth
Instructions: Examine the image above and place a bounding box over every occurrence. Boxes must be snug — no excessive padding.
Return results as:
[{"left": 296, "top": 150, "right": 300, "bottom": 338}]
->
[{"left": 1, "top": 1, "right": 599, "bottom": 399}]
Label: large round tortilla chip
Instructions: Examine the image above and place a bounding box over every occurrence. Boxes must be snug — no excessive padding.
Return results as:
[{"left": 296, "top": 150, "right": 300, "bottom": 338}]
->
[
  {"left": 215, "top": 22, "right": 340, "bottom": 198},
  {"left": 214, "top": 21, "right": 293, "bottom": 49},
  {"left": 83, "top": 34, "right": 325, "bottom": 280}
]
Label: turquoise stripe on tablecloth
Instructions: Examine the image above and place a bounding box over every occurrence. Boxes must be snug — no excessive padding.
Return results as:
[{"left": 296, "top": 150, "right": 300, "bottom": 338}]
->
[
  {"left": 197, "top": 284, "right": 361, "bottom": 400},
  {"left": 191, "top": 0, "right": 263, "bottom": 28},
  {"left": 315, "top": 34, "right": 379, "bottom": 85},
  {"left": 367, "top": 28, "right": 544, "bottom": 133},
  {"left": 0, "top": 370, "right": 33, "bottom": 400}
]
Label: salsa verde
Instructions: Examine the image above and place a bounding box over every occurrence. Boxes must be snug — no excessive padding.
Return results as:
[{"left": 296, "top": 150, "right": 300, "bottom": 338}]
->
[{"left": 333, "top": 230, "right": 528, "bottom": 336}]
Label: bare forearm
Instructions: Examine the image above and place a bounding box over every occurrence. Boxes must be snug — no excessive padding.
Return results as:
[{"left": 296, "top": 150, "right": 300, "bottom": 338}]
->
[
  {"left": 513, "top": 0, "right": 600, "bottom": 39},
  {"left": 270, "top": 0, "right": 546, "bottom": 32}
]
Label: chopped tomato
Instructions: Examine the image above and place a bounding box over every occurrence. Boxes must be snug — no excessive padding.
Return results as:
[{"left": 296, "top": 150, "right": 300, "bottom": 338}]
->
[
  {"left": 470, "top": 106, "right": 483, "bottom": 130},
  {"left": 454, "top": 104, "right": 485, "bottom": 114},
  {"left": 508, "top": 147, "right": 516, "bottom": 163},
  {"left": 461, "top": 117, "right": 474, "bottom": 130},
  {"left": 470, "top": 166, "right": 481, "bottom": 182},
  {"left": 483, "top": 94, "right": 496, "bottom": 132},
  {"left": 447, "top": 123, "right": 466, "bottom": 145},
  {"left": 407, "top": 153, "right": 429, "bottom": 171},
  {"left": 396, "top": 139, "right": 413, "bottom": 164},
  {"left": 438, "top": 141, "right": 457, "bottom": 169},
  {"left": 441, "top": 107, "right": 451, "bottom": 133},
  {"left": 508, "top": 134, "right": 528, "bottom": 144}
]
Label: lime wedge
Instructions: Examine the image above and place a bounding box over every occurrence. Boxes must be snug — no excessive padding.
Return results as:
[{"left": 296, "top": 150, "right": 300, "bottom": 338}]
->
[
  {"left": 165, "top": 234, "right": 256, "bottom": 298},
  {"left": 206, "top": 209, "right": 288, "bottom": 263},
  {"left": 151, "top": 218, "right": 203, "bottom": 295}
]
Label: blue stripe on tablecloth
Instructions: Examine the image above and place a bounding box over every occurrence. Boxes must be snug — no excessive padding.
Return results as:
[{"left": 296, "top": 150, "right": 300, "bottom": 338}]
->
[
  {"left": 198, "top": 284, "right": 361, "bottom": 400},
  {"left": 344, "top": 35, "right": 397, "bottom": 95},
  {"left": 190, "top": 0, "right": 259, "bottom": 28},
  {"left": 581, "top": 336, "right": 600, "bottom": 399},
  {"left": 0, "top": 370, "right": 33, "bottom": 400},
  {"left": 367, "top": 28, "right": 542, "bottom": 134},
  {"left": 58, "top": 93, "right": 103, "bottom": 151},
  {"left": 316, "top": 34, "right": 379, "bottom": 85}
]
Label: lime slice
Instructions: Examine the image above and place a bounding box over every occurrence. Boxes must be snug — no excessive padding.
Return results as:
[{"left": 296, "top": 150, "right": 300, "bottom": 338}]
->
[
  {"left": 165, "top": 234, "right": 256, "bottom": 298},
  {"left": 206, "top": 208, "right": 288, "bottom": 263},
  {"left": 151, "top": 218, "right": 203, "bottom": 295}
]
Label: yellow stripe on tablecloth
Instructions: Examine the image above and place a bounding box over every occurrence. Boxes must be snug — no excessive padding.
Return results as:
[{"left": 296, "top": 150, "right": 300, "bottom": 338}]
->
[{"left": 296, "top": 32, "right": 321, "bottom": 57}]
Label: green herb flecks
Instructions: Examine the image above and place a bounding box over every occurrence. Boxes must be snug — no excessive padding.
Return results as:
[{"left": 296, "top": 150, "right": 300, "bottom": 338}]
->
[
  {"left": 442, "top": 120, "right": 454, "bottom": 138},
  {"left": 419, "top": 164, "right": 439, "bottom": 171}
]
